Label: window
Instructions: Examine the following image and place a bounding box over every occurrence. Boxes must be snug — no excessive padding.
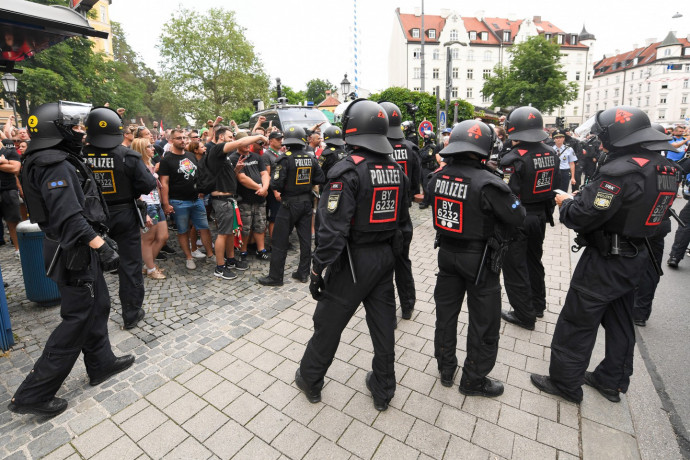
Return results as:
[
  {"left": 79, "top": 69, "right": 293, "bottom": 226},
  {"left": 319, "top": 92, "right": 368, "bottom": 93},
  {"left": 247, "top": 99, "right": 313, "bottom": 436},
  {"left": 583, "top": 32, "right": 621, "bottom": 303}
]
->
[
  {"left": 637, "top": 97, "right": 641, "bottom": 106},
  {"left": 586, "top": 93, "right": 590, "bottom": 101},
  {"left": 483, "top": 51, "right": 491, "bottom": 61},
  {"left": 682, "top": 108, "right": 688, "bottom": 118},
  {"left": 467, "top": 69, "right": 474, "bottom": 80},
  {"left": 469, "top": 31, "right": 477, "bottom": 40},
  {"left": 658, "top": 94, "right": 666, "bottom": 104},
  {"left": 574, "top": 106, "right": 578, "bottom": 116},
  {"left": 603, "top": 102, "right": 608, "bottom": 109},
  {"left": 452, "top": 67, "right": 459, "bottom": 78},
  {"left": 558, "top": 35, "right": 564, "bottom": 44},
  {"left": 482, "top": 93, "right": 490, "bottom": 103},
  {"left": 575, "top": 71, "right": 581, "bottom": 81},
  {"left": 413, "top": 67, "right": 421, "bottom": 79},
  {"left": 647, "top": 83, "right": 651, "bottom": 92},
  {"left": 686, "top": 65, "right": 690, "bottom": 73},
  {"left": 595, "top": 103, "right": 599, "bottom": 111},
  {"left": 659, "top": 109, "right": 666, "bottom": 119},
  {"left": 467, "top": 50, "right": 474, "bottom": 61},
  {"left": 451, "top": 48, "right": 459, "bottom": 59},
  {"left": 413, "top": 87, "right": 421, "bottom": 91},
  {"left": 629, "top": 85, "right": 633, "bottom": 94},
  {"left": 639, "top": 71, "right": 644, "bottom": 79},
  {"left": 412, "top": 29, "right": 420, "bottom": 38},
  {"left": 645, "top": 96, "right": 650, "bottom": 106},
  {"left": 467, "top": 88, "right": 473, "bottom": 99},
  {"left": 450, "top": 29, "right": 458, "bottom": 41},
  {"left": 413, "top": 48, "right": 421, "bottom": 59},
  {"left": 683, "top": 94, "right": 688, "bottom": 104},
  {"left": 433, "top": 49, "right": 440, "bottom": 60},
  {"left": 483, "top": 69, "right": 491, "bottom": 79},
  {"left": 480, "top": 32, "right": 488, "bottom": 41},
  {"left": 432, "top": 68, "right": 439, "bottom": 79},
  {"left": 596, "top": 91, "right": 599, "bottom": 100},
  {"left": 615, "top": 75, "right": 620, "bottom": 84},
  {"left": 428, "top": 29, "right": 436, "bottom": 39},
  {"left": 628, "top": 99, "right": 632, "bottom": 106},
  {"left": 638, "top": 83, "right": 642, "bottom": 93},
  {"left": 451, "top": 87, "right": 458, "bottom": 98},
  {"left": 586, "top": 104, "right": 590, "bottom": 113},
  {"left": 503, "top": 31, "right": 510, "bottom": 41},
  {"left": 604, "top": 90, "right": 608, "bottom": 98},
  {"left": 571, "top": 34, "right": 577, "bottom": 45},
  {"left": 664, "top": 48, "right": 671, "bottom": 56},
  {"left": 614, "top": 88, "right": 620, "bottom": 97},
  {"left": 684, "top": 79, "right": 689, "bottom": 89},
  {"left": 432, "top": 87, "right": 438, "bottom": 96},
  {"left": 545, "top": 33, "right": 551, "bottom": 40},
  {"left": 100, "top": 5, "right": 107, "bottom": 22},
  {"left": 661, "top": 84, "right": 668, "bottom": 89}
]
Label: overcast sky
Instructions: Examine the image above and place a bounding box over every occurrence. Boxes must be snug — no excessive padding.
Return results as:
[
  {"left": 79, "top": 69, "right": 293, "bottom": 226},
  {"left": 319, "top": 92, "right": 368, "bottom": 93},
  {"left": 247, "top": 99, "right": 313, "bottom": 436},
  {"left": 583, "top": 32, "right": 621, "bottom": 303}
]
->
[{"left": 109, "top": 0, "right": 688, "bottom": 95}]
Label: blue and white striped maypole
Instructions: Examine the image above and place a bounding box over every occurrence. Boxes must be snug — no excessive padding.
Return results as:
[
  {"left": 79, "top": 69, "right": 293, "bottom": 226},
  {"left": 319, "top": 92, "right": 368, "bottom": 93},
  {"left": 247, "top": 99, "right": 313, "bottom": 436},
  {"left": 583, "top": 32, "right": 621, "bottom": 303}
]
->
[{"left": 353, "top": 0, "right": 359, "bottom": 97}]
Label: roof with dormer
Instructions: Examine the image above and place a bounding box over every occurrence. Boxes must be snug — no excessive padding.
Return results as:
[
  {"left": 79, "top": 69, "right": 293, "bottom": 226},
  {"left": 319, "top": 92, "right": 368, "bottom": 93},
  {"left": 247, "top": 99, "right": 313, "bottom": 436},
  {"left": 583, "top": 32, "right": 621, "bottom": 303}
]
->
[{"left": 593, "top": 35, "right": 690, "bottom": 77}]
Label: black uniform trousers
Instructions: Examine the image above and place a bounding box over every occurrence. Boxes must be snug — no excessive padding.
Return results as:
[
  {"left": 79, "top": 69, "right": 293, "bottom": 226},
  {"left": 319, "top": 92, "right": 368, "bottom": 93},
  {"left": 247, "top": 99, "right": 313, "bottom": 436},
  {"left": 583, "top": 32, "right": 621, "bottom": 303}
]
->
[
  {"left": 421, "top": 165, "right": 435, "bottom": 205},
  {"left": 634, "top": 219, "right": 671, "bottom": 322},
  {"left": 394, "top": 229, "right": 416, "bottom": 314},
  {"left": 268, "top": 199, "right": 312, "bottom": 281},
  {"left": 107, "top": 206, "right": 144, "bottom": 324},
  {"left": 434, "top": 247, "right": 501, "bottom": 384},
  {"left": 669, "top": 200, "right": 690, "bottom": 261},
  {"left": 12, "top": 254, "right": 115, "bottom": 404},
  {"left": 502, "top": 211, "right": 547, "bottom": 322},
  {"left": 300, "top": 244, "right": 397, "bottom": 403},
  {"left": 549, "top": 245, "right": 647, "bottom": 402}
]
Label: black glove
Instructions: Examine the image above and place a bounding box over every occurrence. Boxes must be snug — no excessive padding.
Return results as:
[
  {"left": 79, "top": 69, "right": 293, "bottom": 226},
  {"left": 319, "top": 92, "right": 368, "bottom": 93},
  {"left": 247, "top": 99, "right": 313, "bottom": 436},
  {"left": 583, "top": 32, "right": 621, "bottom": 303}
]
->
[
  {"left": 96, "top": 241, "right": 120, "bottom": 272},
  {"left": 102, "top": 234, "right": 119, "bottom": 252},
  {"left": 309, "top": 271, "right": 325, "bottom": 301}
]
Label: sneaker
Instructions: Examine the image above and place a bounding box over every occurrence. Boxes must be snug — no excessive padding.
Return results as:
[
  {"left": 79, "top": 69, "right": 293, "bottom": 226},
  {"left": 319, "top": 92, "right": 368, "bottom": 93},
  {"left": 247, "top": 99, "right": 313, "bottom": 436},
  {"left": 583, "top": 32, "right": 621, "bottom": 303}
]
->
[
  {"left": 667, "top": 256, "right": 679, "bottom": 268},
  {"left": 191, "top": 249, "right": 206, "bottom": 259},
  {"left": 256, "top": 249, "right": 270, "bottom": 260},
  {"left": 185, "top": 259, "right": 196, "bottom": 270},
  {"left": 147, "top": 268, "right": 166, "bottom": 280},
  {"left": 214, "top": 265, "right": 238, "bottom": 280},
  {"left": 155, "top": 252, "right": 167, "bottom": 261},
  {"left": 14, "top": 250, "right": 19, "bottom": 258},
  {"left": 196, "top": 238, "right": 202, "bottom": 246},
  {"left": 160, "top": 244, "right": 176, "bottom": 254},
  {"left": 239, "top": 251, "right": 248, "bottom": 261},
  {"left": 226, "top": 258, "right": 249, "bottom": 271}
]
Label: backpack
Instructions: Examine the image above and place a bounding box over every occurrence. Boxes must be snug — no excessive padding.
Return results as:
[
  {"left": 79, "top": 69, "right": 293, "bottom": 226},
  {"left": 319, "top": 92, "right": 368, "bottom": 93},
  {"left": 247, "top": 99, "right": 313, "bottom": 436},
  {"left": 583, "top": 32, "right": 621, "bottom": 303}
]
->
[{"left": 194, "top": 152, "right": 217, "bottom": 194}]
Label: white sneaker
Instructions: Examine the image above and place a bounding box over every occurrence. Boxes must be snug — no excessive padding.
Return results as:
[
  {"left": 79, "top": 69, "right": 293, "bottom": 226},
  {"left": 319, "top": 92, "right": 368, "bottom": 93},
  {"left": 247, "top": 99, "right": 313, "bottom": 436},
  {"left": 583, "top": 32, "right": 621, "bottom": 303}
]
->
[
  {"left": 191, "top": 249, "right": 206, "bottom": 259},
  {"left": 185, "top": 258, "right": 196, "bottom": 270},
  {"left": 14, "top": 250, "right": 20, "bottom": 258},
  {"left": 196, "top": 239, "right": 202, "bottom": 246}
]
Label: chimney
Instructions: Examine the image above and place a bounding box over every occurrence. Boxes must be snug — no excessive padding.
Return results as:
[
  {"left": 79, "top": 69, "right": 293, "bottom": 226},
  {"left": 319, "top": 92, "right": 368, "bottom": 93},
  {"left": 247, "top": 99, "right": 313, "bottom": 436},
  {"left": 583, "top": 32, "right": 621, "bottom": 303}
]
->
[
  {"left": 632, "top": 43, "right": 638, "bottom": 49},
  {"left": 475, "top": 10, "right": 485, "bottom": 21},
  {"left": 645, "top": 37, "right": 656, "bottom": 46},
  {"left": 414, "top": 7, "right": 421, "bottom": 16},
  {"left": 325, "top": 90, "right": 331, "bottom": 96},
  {"left": 533, "top": 16, "right": 541, "bottom": 23}
]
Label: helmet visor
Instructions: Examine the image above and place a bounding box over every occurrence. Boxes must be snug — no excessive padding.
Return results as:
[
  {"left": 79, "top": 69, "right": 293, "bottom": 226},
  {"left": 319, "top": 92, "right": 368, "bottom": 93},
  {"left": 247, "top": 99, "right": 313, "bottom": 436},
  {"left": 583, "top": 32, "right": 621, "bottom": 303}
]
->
[{"left": 59, "top": 101, "right": 92, "bottom": 128}]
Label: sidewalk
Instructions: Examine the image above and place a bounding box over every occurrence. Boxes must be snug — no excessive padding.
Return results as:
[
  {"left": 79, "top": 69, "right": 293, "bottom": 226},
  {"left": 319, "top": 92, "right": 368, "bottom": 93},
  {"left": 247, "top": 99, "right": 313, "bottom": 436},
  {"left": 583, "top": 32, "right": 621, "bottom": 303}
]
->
[{"left": 0, "top": 207, "right": 681, "bottom": 459}]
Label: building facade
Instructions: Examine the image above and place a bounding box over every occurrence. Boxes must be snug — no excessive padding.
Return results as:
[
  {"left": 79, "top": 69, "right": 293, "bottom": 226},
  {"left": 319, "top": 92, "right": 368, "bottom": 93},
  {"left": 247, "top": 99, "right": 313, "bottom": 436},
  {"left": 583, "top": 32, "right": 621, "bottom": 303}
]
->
[
  {"left": 584, "top": 32, "right": 690, "bottom": 126},
  {"left": 388, "top": 8, "right": 595, "bottom": 127}
]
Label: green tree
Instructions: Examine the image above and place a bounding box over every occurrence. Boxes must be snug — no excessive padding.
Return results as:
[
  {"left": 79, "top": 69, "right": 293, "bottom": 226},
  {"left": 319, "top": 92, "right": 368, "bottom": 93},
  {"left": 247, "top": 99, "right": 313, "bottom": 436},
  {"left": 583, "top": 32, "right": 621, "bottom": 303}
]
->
[
  {"left": 305, "top": 79, "right": 336, "bottom": 104},
  {"left": 158, "top": 8, "right": 270, "bottom": 125},
  {"left": 482, "top": 35, "right": 578, "bottom": 113}
]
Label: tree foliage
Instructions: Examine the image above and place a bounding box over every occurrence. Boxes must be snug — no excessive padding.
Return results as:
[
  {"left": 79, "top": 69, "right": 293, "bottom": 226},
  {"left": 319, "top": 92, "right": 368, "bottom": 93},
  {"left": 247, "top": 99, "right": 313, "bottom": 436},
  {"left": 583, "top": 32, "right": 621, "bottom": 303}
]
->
[
  {"left": 158, "top": 7, "right": 270, "bottom": 125},
  {"left": 482, "top": 35, "right": 578, "bottom": 113},
  {"left": 368, "top": 87, "right": 475, "bottom": 131},
  {"left": 305, "top": 79, "right": 336, "bottom": 104}
]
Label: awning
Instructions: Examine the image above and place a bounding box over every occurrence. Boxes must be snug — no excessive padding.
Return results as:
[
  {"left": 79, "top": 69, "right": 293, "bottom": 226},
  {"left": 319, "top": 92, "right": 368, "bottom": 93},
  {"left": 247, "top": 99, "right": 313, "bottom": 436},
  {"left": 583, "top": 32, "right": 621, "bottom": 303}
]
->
[{"left": 0, "top": 0, "right": 109, "bottom": 72}]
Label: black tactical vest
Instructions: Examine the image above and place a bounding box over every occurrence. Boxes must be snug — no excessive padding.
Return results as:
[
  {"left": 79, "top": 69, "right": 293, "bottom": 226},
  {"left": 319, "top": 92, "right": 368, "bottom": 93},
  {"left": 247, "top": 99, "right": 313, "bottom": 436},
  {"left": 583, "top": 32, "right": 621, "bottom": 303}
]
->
[
  {"left": 430, "top": 163, "right": 500, "bottom": 240},
  {"left": 84, "top": 144, "right": 134, "bottom": 205},
  {"left": 283, "top": 149, "right": 315, "bottom": 197},
  {"left": 390, "top": 140, "right": 411, "bottom": 176},
  {"left": 350, "top": 153, "right": 404, "bottom": 233},
  {"left": 501, "top": 142, "right": 557, "bottom": 204},
  {"left": 600, "top": 153, "right": 678, "bottom": 238},
  {"left": 318, "top": 146, "right": 347, "bottom": 176}
]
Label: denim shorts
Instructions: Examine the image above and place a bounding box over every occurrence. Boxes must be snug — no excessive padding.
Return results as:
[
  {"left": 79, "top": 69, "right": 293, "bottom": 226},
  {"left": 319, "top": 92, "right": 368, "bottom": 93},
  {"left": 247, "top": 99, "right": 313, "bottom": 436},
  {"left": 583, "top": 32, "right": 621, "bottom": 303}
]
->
[
  {"left": 146, "top": 203, "right": 165, "bottom": 226},
  {"left": 170, "top": 198, "right": 210, "bottom": 233}
]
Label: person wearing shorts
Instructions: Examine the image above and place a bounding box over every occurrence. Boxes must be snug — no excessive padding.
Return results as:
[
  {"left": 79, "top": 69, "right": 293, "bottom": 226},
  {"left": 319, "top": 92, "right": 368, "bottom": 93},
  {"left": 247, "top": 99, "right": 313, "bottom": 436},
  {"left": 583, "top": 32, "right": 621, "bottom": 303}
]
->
[
  {"left": 159, "top": 129, "right": 214, "bottom": 270},
  {"left": 0, "top": 140, "right": 22, "bottom": 256}
]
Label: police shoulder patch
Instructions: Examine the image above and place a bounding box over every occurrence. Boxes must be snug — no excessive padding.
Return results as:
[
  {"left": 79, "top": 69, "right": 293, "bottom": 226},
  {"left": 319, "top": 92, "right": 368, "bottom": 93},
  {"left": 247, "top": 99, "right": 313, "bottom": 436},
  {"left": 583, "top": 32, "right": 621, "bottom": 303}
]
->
[
  {"left": 47, "top": 179, "right": 68, "bottom": 190},
  {"left": 327, "top": 192, "right": 341, "bottom": 213},
  {"left": 593, "top": 191, "right": 614, "bottom": 210}
]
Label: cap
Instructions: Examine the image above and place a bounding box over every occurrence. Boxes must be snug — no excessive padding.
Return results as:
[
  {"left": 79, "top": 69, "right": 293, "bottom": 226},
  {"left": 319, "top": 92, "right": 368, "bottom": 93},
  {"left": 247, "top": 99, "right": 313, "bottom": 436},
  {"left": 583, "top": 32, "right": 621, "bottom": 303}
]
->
[
  {"left": 442, "top": 128, "right": 452, "bottom": 134},
  {"left": 552, "top": 129, "right": 566, "bottom": 138},
  {"left": 269, "top": 131, "right": 283, "bottom": 139}
]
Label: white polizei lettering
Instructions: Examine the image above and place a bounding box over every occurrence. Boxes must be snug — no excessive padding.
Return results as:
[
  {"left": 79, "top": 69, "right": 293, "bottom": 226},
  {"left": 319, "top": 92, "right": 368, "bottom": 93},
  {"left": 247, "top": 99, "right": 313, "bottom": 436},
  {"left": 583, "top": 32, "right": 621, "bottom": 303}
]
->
[
  {"left": 294, "top": 158, "right": 312, "bottom": 167},
  {"left": 86, "top": 157, "right": 114, "bottom": 169},
  {"left": 435, "top": 179, "right": 468, "bottom": 199},
  {"left": 392, "top": 148, "right": 408, "bottom": 161},
  {"left": 532, "top": 156, "right": 556, "bottom": 169},
  {"left": 370, "top": 168, "right": 401, "bottom": 186}
]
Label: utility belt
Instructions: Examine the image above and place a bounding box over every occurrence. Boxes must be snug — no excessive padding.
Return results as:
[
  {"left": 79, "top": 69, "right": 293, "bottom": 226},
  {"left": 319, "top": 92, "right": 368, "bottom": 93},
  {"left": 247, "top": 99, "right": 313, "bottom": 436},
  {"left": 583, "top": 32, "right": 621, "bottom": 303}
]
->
[
  {"left": 210, "top": 193, "right": 236, "bottom": 201},
  {"left": 571, "top": 230, "right": 642, "bottom": 257},
  {"left": 522, "top": 200, "right": 556, "bottom": 226},
  {"left": 281, "top": 193, "right": 311, "bottom": 206},
  {"left": 350, "top": 229, "right": 403, "bottom": 256},
  {"left": 437, "top": 236, "right": 486, "bottom": 253}
]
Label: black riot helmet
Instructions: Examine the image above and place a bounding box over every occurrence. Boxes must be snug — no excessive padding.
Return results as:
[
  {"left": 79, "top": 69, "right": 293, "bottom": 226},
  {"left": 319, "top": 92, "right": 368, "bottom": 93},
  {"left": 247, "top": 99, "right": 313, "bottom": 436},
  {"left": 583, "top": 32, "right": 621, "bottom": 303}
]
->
[
  {"left": 322, "top": 125, "right": 345, "bottom": 146},
  {"left": 85, "top": 106, "right": 124, "bottom": 149},
  {"left": 342, "top": 98, "right": 393, "bottom": 154},
  {"left": 651, "top": 123, "right": 666, "bottom": 134},
  {"left": 283, "top": 126, "right": 307, "bottom": 147},
  {"left": 440, "top": 120, "right": 496, "bottom": 159},
  {"left": 379, "top": 101, "right": 404, "bottom": 140},
  {"left": 505, "top": 106, "right": 548, "bottom": 142},
  {"left": 401, "top": 120, "right": 415, "bottom": 136},
  {"left": 25, "top": 101, "right": 92, "bottom": 154},
  {"left": 591, "top": 106, "right": 670, "bottom": 151}
]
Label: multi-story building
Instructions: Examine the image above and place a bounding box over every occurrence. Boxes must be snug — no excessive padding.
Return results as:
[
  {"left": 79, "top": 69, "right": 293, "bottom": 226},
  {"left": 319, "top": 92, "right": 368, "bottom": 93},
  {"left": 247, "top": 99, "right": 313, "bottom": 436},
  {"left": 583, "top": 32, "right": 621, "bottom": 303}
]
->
[
  {"left": 85, "top": 0, "right": 113, "bottom": 58},
  {"left": 584, "top": 31, "right": 690, "bottom": 126},
  {"left": 388, "top": 8, "right": 596, "bottom": 127}
]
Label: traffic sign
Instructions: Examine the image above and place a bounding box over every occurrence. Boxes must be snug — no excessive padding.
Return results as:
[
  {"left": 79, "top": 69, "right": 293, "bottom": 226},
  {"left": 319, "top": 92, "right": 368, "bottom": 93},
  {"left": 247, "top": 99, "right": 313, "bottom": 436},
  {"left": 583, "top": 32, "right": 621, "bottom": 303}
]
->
[
  {"left": 418, "top": 120, "right": 434, "bottom": 137},
  {"left": 439, "top": 111, "right": 447, "bottom": 129}
]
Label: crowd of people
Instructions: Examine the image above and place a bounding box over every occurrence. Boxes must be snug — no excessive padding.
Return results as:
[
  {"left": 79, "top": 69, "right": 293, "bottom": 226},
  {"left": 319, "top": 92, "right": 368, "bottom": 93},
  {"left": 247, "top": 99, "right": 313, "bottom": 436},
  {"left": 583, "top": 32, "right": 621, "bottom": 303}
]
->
[{"left": 2, "top": 98, "right": 690, "bottom": 420}]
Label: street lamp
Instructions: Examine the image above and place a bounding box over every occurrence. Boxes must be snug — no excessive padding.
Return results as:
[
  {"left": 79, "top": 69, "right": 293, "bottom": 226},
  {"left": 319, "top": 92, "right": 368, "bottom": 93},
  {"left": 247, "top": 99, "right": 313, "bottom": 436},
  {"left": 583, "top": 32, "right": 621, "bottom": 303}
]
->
[
  {"left": 442, "top": 41, "right": 468, "bottom": 120},
  {"left": 1, "top": 73, "right": 19, "bottom": 126},
  {"left": 340, "top": 74, "right": 351, "bottom": 102}
]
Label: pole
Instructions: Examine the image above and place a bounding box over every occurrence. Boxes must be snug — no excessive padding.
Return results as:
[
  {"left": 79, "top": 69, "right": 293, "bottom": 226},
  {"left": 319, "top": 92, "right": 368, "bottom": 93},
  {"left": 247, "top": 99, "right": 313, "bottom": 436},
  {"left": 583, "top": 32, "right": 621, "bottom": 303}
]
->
[
  {"left": 436, "top": 86, "right": 440, "bottom": 128},
  {"left": 445, "top": 47, "right": 451, "bottom": 115},
  {"left": 420, "top": 0, "right": 425, "bottom": 93}
]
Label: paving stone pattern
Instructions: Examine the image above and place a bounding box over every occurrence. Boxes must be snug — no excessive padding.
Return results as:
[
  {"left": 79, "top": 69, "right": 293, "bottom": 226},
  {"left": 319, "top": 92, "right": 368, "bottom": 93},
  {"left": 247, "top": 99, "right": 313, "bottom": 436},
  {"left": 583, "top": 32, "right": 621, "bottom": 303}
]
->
[{"left": 0, "top": 207, "right": 644, "bottom": 459}]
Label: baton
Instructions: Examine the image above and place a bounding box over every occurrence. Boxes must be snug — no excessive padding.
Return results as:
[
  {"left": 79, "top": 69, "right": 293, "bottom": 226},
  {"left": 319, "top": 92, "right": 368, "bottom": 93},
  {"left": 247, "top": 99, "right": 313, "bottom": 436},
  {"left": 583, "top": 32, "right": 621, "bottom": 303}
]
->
[
  {"left": 644, "top": 237, "right": 663, "bottom": 277},
  {"left": 668, "top": 208, "right": 686, "bottom": 228},
  {"left": 134, "top": 199, "right": 147, "bottom": 229},
  {"left": 474, "top": 240, "right": 490, "bottom": 286},
  {"left": 46, "top": 245, "right": 62, "bottom": 278},
  {"left": 345, "top": 241, "right": 357, "bottom": 284}
]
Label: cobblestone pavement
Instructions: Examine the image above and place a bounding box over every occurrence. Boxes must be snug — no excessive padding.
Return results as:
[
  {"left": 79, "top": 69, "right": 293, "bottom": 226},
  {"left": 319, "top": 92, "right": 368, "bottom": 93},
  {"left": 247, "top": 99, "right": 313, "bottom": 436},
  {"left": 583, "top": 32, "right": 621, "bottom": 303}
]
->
[{"left": 0, "top": 207, "right": 676, "bottom": 459}]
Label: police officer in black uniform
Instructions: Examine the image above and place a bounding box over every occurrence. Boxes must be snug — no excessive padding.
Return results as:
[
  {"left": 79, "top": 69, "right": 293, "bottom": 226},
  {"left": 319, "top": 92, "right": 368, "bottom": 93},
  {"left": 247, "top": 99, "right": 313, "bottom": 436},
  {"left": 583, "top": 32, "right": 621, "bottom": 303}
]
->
[
  {"left": 8, "top": 102, "right": 133, "bottom": 418},
  {"left": 499, "top": 107, "right": 559, "bottom": 330},
  {"left": 259, "top": 126, "right": 325, "bottom": 286},
  {"left": 318, "top": 125, "right": 347, "bottom": 177},
  {"left": 419, "top": 131, "right": 439, "bottom": 209},
  {"left": 83, "top": 107, "right": 156, "bottom": 329},
  {"left": 430, "top": 120, "right": 525, "bottom": 396},
  {"left": 531, "top": 106, "right": 678, "bottom": 404},
  {"left": 296, "top": 99, "right": 411, "bottom": 411},
  {"left": 381, "top": 101, "right": 420, "bottom": 320}
]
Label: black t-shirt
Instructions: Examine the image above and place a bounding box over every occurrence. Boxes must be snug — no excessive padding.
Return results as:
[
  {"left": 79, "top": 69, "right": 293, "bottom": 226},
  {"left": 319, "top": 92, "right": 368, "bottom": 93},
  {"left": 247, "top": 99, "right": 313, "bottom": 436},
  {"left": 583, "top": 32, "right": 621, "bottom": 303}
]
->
[
  {"left": 229, "top": 151, "right": 266, "bottom": 204},
  {"left": 207, "top": 142, "right": 238, "bottom": 194},
  {"left": 158, "top": 150, "right": 199, "bottom": 201},
  {"left": 0, "top": 147, "right": 20, "bottom": 191}
]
